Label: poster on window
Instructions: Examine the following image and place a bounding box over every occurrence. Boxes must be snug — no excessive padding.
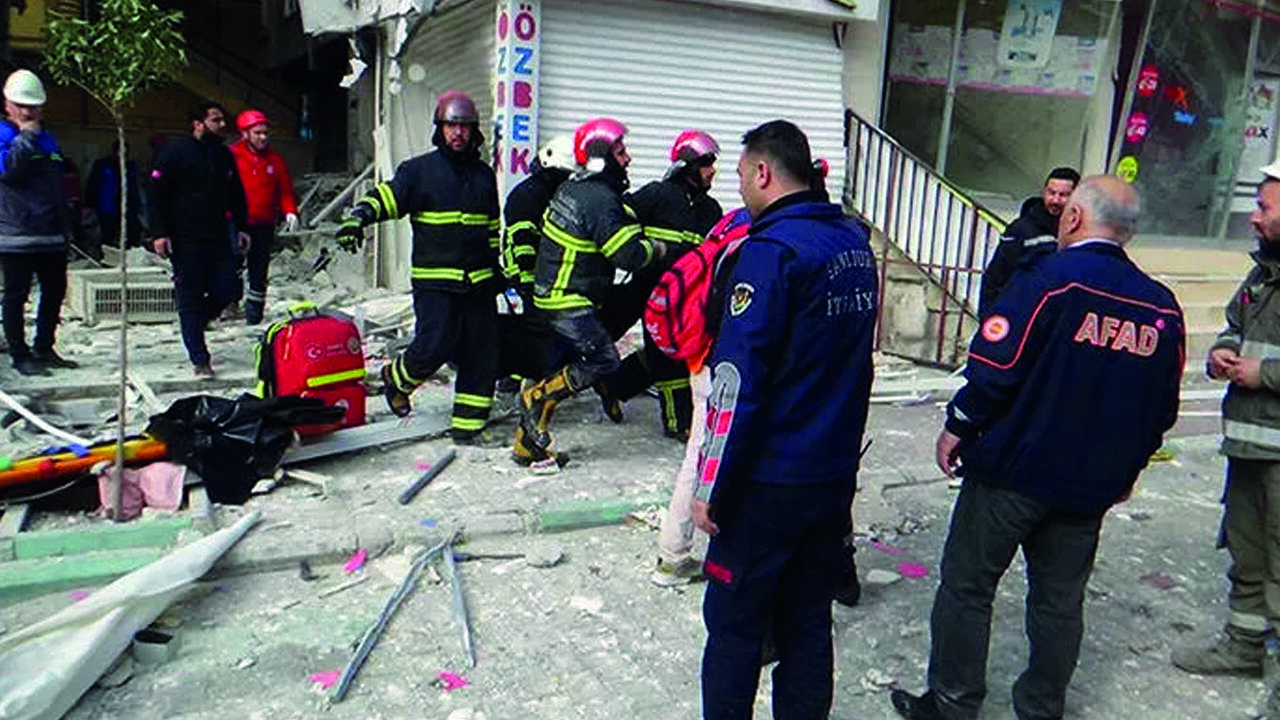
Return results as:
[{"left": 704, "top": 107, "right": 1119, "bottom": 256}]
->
[
  {"left": 998, "top": 0, "right": 1062, "bottom": 69},
  {"left": 1240, "top": 79, "right": 1280, "bottom": 174}
]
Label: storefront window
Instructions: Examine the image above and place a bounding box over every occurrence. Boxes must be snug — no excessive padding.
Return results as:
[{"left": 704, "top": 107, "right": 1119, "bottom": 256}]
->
[
  {"left": 884, "top": 0, "right": 1117, "bottom": 212},
  {"left": 1117, "top": 0, "right": 1257, "bottom": 237}
]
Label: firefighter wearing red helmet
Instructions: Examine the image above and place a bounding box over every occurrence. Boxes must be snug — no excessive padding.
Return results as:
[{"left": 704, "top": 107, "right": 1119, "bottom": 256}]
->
[
  {"left": 513, "top": 117, "right": 667, "bottom": 464},
  {"left": 334, "top": 90, "right": 502, "bottom": 444},
  {"left": 595, "top": 129, "right": 724, "bottom": 441},
  {"left": 229, "top": 109, "right": 299, "bottom": 325}
]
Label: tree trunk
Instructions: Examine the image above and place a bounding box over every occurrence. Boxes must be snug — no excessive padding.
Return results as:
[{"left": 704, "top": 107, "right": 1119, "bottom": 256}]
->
[{"left": 111, "top": 116, "right": 128, "bottom": 521}]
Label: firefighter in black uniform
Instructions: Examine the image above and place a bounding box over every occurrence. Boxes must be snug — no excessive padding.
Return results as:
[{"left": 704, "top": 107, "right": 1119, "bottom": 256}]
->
[
  {"left": 335, "top": 90, "right": 501, "bottom": 444},
  {"left": 498, "top": 133, "right": 576, "bottom": 383},
  {"left": 513, "top": 117, "right": 666, "bottom": 464},
  {"left": 596, "top": 130, "right": 724, "bottom": 440}
]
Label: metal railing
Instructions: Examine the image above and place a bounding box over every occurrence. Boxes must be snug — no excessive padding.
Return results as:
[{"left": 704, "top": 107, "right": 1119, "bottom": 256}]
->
[{"left": 845, "top": 109, "right": 1008, "bottom": 367}]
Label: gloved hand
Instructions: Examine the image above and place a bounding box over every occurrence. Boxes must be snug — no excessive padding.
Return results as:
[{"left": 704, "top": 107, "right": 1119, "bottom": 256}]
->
[
  {"left": 283, "top": 213, "right": 300, "bottom": 233},
  {"left": 336, "top": 216, "right": 364, "bottom": 253}
]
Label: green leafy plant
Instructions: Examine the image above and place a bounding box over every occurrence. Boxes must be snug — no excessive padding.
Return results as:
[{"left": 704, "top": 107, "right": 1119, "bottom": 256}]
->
[{"left": 44, "top": 0, "right": 186, "bottom": 520}]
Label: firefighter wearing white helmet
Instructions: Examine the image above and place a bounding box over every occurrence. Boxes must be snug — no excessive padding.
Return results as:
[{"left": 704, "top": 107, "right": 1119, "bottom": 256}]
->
[
  {"left": 1, "top": 69, "right": 79, "bottom": 376},
  {"left": 513, "top": 118, "right": 667, "bottom": 464},
  {"left": 334, "top": 90, "right": 502, "bottom": 444},
  {"left": 497, "top": 133, "right": 577, "bottom": 384},
  {"left": 595, "top": 129, "right": 724, "bottom": 443}
]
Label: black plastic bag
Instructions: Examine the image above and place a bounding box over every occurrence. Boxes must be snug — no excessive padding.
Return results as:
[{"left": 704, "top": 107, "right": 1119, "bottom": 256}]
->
[{"left": 146, "top": 394, "right": 344, "bottom": 504}]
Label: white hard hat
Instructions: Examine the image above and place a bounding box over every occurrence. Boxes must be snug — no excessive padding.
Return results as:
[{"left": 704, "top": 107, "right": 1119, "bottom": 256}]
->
[
  {"left": 1263, "top": 159, "right": 1280, "bottom": 182},
  {"left": 536, "top": 133, "right": 576, "bottom": 172},
  {"left": 3, "top": 70, "right": 46, "bottom": 106}
]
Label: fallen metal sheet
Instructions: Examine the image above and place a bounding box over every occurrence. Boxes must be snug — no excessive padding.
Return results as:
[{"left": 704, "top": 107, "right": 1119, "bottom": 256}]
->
[
  {"left": 283, "top": 415, "right": 448, "bottom": 465},
  {"left": 0, "top": 511, "right": 261, "bottom": 720}
]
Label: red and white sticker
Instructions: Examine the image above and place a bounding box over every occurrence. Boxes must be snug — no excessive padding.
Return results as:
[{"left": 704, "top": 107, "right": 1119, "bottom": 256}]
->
[{"left": 981, "top": 315, "right": 1010, "bottom": 343}]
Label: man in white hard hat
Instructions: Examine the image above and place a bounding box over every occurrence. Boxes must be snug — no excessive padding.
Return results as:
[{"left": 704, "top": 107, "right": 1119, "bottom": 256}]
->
[
  {"left": 0, "top": 69, "right": 78, "bottom": 376},
  {"left": 1172, "top": 159, "right": 1280, "bottom": 711}
]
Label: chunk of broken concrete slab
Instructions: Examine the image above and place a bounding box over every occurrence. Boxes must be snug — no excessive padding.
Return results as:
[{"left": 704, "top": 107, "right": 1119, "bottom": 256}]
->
[
  {"left": 864, "top": 569, "right": 901, "bottom": 586},
  {"left": 524, "top": 540, "right": 564, "bottom": 568}
]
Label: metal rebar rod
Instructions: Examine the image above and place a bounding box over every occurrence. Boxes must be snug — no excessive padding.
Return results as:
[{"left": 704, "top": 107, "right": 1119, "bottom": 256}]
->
[
  {"left": 329, "top": 530, "right": 460, "bottom": 702},
  {"left": 442, "top": 543, "right": 476, "bottom": 668}
]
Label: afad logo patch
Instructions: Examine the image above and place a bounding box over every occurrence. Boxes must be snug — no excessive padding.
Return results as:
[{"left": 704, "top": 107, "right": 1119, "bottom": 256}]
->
[
  {"left": 981, "top": 314, "right": 1010, "bottom": 343},
  {"left": 730, "top": 282, "right": 754, "bottom": 316}
]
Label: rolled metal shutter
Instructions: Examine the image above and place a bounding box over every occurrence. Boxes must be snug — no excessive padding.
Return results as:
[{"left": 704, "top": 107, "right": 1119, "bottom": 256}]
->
[{"left": 539, "top": 0, "right": 846, "bottom": 211}]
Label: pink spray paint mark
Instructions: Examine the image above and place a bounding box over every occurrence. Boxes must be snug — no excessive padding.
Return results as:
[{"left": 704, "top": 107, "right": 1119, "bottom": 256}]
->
[
  {"left": 309, "top": 669, "right": 341, "bottom": 689},
  {"left": 415, "top": 460, "right": 434, "bottom": 472},
  {"left": 438, "top": 670, "right": 469, "bottom": 692},
  {"left": 69, "top": 589, "right": 91, "bottom": 602},
  {"left": 343, "top": 548, "right": 367, "bottom": 574},
  {"left": 898, "top": 562, "right": 929, "bottom": 579}
]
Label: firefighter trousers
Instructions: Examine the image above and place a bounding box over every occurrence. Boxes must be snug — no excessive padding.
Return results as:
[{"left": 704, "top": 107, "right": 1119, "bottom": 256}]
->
[{"left": 388, "top": 287, "right": 499, "bottom": 436}]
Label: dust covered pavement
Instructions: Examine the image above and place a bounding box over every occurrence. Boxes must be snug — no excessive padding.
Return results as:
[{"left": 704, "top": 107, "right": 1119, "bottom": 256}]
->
[{"left": 0, "top": 389, "right": 1257, "bottom": 719}]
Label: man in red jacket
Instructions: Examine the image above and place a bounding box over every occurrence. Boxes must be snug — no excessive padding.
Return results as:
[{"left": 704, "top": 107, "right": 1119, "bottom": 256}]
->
[{"left": 230, "top": 109, "right": 298, "bottom": 325}]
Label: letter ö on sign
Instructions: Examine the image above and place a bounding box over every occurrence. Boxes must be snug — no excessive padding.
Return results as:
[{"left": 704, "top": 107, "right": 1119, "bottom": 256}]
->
[{"left": 1073, "top": 312, "right": 1160, "bottom": 357}]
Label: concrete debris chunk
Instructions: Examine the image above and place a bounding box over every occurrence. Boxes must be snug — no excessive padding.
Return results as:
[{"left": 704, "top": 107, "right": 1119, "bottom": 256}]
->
[{"left": 524, "top": 540, "right": 565, "bottom": 568}]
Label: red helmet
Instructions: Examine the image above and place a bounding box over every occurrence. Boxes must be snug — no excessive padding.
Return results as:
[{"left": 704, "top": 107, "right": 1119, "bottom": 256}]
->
[
  {"left": 670, "top": 130, "right": 719, "bottom": 164},
  {"left": 236, "top": 109, "right": 269, "bottom": 133},
  {"left": 435, "top": 90, "right": 478, "bottom": 124},
  {"left": 813, "top": 157, "right": 830, "bottom": 178},
  {"left": 574, "top": 117, "right": 627, "bottom": 166}
]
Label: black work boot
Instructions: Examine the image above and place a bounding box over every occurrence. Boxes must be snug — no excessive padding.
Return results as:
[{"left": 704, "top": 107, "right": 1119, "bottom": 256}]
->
[
  {"left": 12, "top": 356, "right": 50, "bottom": 377},
  {"left": 890, "top": 689, "right": 947, "bottom": 720},
  {"left": 33, "top": 349, "right": 79, "bottom": 369},
  {"left": 516, "top": 368, "right": 575, "bottom": 453},
  {"left": 381, "top": 363, "right": 413, "bottom": 418}
]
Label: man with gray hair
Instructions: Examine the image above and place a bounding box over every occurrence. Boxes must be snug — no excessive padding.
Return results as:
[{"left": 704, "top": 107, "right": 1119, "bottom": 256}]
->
[{"left": 891, "top": 175, "right": 1185, "bottom": 720}]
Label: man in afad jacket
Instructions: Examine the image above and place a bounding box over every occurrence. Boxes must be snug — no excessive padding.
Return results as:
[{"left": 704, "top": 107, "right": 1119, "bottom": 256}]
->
[
  {"left": 694, "top": 119, "right": 876, "bottom": 719},
  {"left": 1172, "top": 161, "right": 1280, "bottom": 709},
  {"left": 149, "top": 101, "right": 251, "bottom": 378},
  {"left": 230, "top": 109, "right": 299, "bottom": 325},
  {"left": 891, "top": 176, "right": 1184, "bottom": 720},
  {"left": 513, "top": 117, "right": 666, "bottom": 465},
  {"left": 335, "top": 91, "right": 501, "bottom": 444},
  {"left": 978, "top": 166, "right": 1079, "bottom": 317},
  {"left": 0, "top": 69, "right": 77, "bottom": 376}
]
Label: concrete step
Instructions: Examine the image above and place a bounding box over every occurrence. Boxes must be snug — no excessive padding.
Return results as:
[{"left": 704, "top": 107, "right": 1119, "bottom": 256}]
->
[
  {"left": 1128, "top": 246, "right": 1253, "bottom": 277},
  {"left": 1160, "top": 279, "right": 1239, "bottom": 306},
  {"left": 1181, "top": 301, "right": 1227, "bottom": 330}
]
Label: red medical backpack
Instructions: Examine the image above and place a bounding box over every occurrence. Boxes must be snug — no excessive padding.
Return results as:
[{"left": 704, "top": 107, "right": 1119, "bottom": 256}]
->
[{"left": 256, "top": 303, "right": 366, "bottom": 436}]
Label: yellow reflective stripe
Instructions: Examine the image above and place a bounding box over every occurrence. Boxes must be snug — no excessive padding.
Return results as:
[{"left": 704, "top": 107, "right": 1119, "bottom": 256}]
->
[
  {"left": 510, "top": 245, "right": 536, "bottom": 258},
  {"left": 454, "top": 393, "right": 493, "bottom": 409},
  {"left": 489, "top": 235, "right": 501, "bottom": 249},
  {"left": 602, "top": 224, "right": 642, "bottom": 257},
  {"left": 518, "top": 270, "right": 535, "bottom": 283},
  {"left": 653, "top": 379, "right": 691, "bottom": 391},
  {"left": 645, "top": 226, "right": 702, "bottom": 245},
  {"left": 411, "top": 267, "right": 466, "bottom": 281},
  {"left": 543, "top": 221, "right": 599, "bottom": 254},
  {"left": 488, "top": 218, "right": 501, "bottom": 230},
  {"left": 623, "top": 203, "right": 637, "bottom": 218},
  {"left": 533, "top": 293, "right": 593, "bottom": 310},
  {"left": 410, "top": 211, "right": 494, "bottom": 226},
  {"left": 410, "top": 267, "right": 494, "bottom": 283},
  {"left": 506, "top": 220, "right": 536, "bottom": 236},
  {"left": 306, "top": 368, "right": 367, "bottom": 388},
  {"left": 354, "top": 198, "right": 379, "bottom": 219},
  {"left": 451, "top": 417, "right": 486, "bottom": 431},
  {"left": 552, "top": 247, "right": 577, "bottom": 296},
  {"left": 376, "top": 183, "right": 399, "bottom": 219}
]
